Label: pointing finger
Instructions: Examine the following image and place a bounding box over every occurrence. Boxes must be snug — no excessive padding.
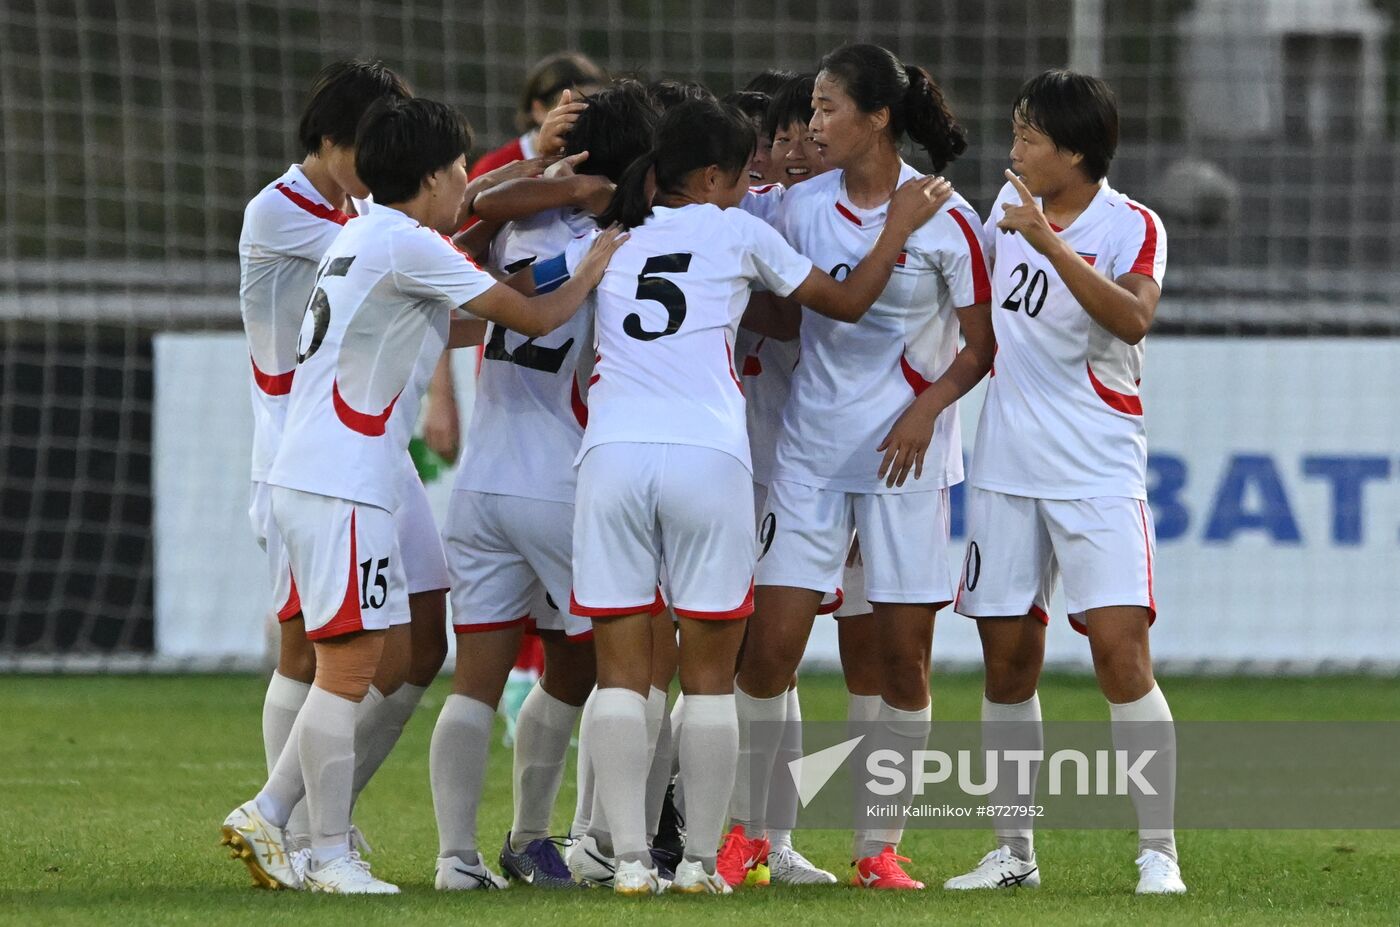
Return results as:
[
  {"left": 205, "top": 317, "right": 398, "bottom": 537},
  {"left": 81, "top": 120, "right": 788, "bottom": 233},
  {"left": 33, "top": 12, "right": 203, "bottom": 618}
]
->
[{"left": 1004, "top": 169, "right": 1034, "bottom": 205}]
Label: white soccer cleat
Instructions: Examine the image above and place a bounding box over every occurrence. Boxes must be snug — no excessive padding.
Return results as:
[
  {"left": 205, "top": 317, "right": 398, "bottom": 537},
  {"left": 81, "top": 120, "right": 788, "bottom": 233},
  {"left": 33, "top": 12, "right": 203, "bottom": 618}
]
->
[
  {"left": 220, "top": 800, "right": 301, "bottom": 890},
  {"left": 768, "top": 846, "right": 838, "bottom": 885},
  {"left": 304, "top": 854, "right": 400, "bottom": 894},
  {"left": 1135, "top": 849, "right": 1186, "bottom": 895},
  {"left": 612, "top": 858, "right": 666, "bottom": 896},
  {"left": 668, "top": 858, "right": 733, "bottom": 894},
  {"left": 943, "top": 846, "right": 1041, "bottom": 890},
  {"left": 566, "top": 834, "right": 616, "bottom": 887},
  {"left": 289, "top": 847, "right": 312, "bottom": 885},
  {"left": 435, "top": 853, "right": 509, "bottom": 891}
]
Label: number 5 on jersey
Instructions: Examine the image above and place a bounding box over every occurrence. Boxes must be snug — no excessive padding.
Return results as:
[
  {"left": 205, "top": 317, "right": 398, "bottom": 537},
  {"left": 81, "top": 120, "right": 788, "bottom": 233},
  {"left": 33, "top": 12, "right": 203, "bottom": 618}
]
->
[{"left": 625, "top": 253, "right": 692, "bottom": 341}]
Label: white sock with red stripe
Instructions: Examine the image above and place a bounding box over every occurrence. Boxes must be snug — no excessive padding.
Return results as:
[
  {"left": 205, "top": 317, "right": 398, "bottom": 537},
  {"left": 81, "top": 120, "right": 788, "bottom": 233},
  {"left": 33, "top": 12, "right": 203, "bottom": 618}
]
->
[
  {"left": 351, "top": 683, "right": 424, "bottom": 808},
  {"left": 1109, "top": 683, "right": 1177, "bottom": 863},
  {"left": 511, "top": 683, "right": 582, "bottom": 849},
  {"left": 984, "top": 693, "right": 1042, "bottom": 862},
  {"left": 585, "top": 687, "right": 650, "bottom": 863},
  {"left": 429, "top": 694, "right": 495, "bottom": 860},
  {"left": 678, "top": 694, "right": 737, "bottom": 873},
  {"left": 766, "top": 686, "right": 803, "bottom": 851},
  {"left": 854, "top": 699, "right": 930, "bottom": 860},
  {"left": 261, "top": 672, "right": 310, "bottom": 843},
  {"left": 298, "top": 686, "right": 358, "bottom": 869},
  {"left": 729, "top": 684, "right": 787, "bottom": 834}
]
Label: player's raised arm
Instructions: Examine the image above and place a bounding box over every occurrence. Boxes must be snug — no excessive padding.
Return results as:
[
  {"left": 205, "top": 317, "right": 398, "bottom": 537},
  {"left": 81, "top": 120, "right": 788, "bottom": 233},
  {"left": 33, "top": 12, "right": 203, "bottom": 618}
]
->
[{"left": 789, "top": 175, "right": 952, "bottom": 322}]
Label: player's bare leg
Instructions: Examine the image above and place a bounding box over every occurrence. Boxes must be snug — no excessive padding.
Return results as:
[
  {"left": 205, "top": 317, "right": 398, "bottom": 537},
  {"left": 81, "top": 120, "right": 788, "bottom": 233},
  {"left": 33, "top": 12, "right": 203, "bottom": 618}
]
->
[
  {"left": 944, "top": 614, "right": 1046, "bottom": 891},
  {"left": 1083, "top": 605, "right": 1183, "bottom": 894},
  {"left": 430, "top": 623, "right": 519, "bottom": 890}
]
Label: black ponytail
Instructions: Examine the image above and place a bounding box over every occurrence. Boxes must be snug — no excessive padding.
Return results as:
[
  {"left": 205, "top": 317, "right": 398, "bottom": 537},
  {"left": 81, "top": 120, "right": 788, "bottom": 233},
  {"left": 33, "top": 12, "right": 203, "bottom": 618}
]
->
[
  {"left": 902, "top": 65, "right": 966, "bottom": 172},
  {"left": 819, "top": 43, "right": 966, "bottom": 171},
  {"left": 597, "top": 98, "right": 754, "bottom": 229}
]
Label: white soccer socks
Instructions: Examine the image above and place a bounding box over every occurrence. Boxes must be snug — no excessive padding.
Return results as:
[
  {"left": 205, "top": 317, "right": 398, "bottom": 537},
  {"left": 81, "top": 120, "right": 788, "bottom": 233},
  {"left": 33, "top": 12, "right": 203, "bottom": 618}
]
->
[
  {"left": 429, "top": 694, "right": 496, "bottom": 861},
  {"left": 767, "top": 687, "right": 804, "bottom": 851},
  {"left": 729, "top": 685, "right": 788, "bottom": 834},
  {"left": 853, "top": 700, "right": 930, "bottom": 861},
  {"left": 677, "top": 694, "right": 738, "bottom": 870},
  {"left": 351, "top": 682, "right": 425, "bottom": 807},
  {"left": 511, "top": 683, "right": 582, "bottom": 849},
  {"left": 296, "top": 686, "right": 358, "bottom": 869},
  {"left": 584, "top": 687, "right": 651, "bottom": 863},
  {"left": 1109, "top": 683, "right": 1178, "bottom": 863},
  {"left": 983, "top": 692, "right": 1043, "bottom": 863}
]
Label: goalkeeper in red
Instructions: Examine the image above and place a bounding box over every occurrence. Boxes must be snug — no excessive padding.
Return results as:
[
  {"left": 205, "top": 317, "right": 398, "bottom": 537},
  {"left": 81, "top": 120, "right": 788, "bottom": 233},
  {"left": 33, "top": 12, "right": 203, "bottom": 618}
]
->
[{"left": 946, "top": 69, "right": 1184, "bottom": 895}]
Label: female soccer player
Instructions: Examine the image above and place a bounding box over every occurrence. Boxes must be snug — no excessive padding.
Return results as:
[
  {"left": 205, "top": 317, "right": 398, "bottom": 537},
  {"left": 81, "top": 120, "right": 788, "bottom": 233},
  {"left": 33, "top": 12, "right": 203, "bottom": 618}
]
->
[
  {"left": 567, "top": 96, "right": 948, "bottom": 895},
  {"left": 944, "top": 69, "right": 1182, "bottom": 896},
  {"left": 221, "top": 97, "right": 625, "bottom": 894},
  {"left": 428, "top": 81, "right": 659, "bottom": 892},
  {"left": 730, "top": 43, "right": 994, "bottom": 891},
  {"left": 471, "top": 51, "right": 606, "bottom": 177}
]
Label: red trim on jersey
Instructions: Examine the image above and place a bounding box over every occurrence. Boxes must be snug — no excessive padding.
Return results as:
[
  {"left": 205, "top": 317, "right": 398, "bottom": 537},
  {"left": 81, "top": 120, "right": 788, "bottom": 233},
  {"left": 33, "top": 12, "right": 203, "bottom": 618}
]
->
[
  {"left": 1029, "top": 603, "right": 1049, "bottom": 626},
  {"left": 276, "top": 571, "right": 302, "bottom": 622},
  {"left": 1048, "top": 220, "right": 1064, "bottom": 233},
  {"left": 749, "top": 183, "right": 780, "bottom": 194},
  {"left": 569, "top": 589, "right": 667, "bottom": 618},
  {"left": 452, "top": 614, "right": 531, "bottom": 634},
  {"left": 469, "top": 137, "right": 527, "bottom": 180},
  {"left": 332, "top": 379, "right": 401, "bottom": 436},
  {"left": 1124, "top": 202, "right": 1159, "bottom": 277},
  {"left": 1138, "top": 500, "right": 1156, "bottom": 611},
  {"left": 895, "top": 250, "right": 908, "bottom": 267},
  {"left": 900, "top": 352, "right": 932, "bottom": 396},
  {"left": 835, "top": 201, "right": 862, "bottom": 226},
  {"left": 1077, "top": 252, "right": 1098, "bottom": 266},
  {"left": 818, "top": 587, "right": 845, "bottom": 616},
  {"left": 306, "top": 509, "right": 365, "bottom": 640},
  {"left": 570, "top": 378, "right": 589, "bottom": 428},
  {"left": 251, "top": 355, "right": 295, "bottom": 396},
  {"left": 948, "top": 208, "right": 992, "bottom": 304},
  {"left": 725, "top": 335, "right": 744, "bottom": 396},
  {"left": 673, "top": 581, "right": 755, "bottom": 620},
  {"left": 275, "top": 182, "right": 350, "bottom": 225},
  {"left": 1086, "top": 363, "right": 1143, "bottom": 416},
  {"left": 589, "top": 353, "right": 601, "bottom": 387},
  {"left": 437, "top": 232, "right": 483, "bottom": 268}
]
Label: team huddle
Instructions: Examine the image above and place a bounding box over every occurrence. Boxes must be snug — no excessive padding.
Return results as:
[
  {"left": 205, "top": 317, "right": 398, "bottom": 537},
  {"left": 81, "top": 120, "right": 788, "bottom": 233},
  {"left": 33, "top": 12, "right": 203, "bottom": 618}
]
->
[{"left": 222, "top": 43, "right": 1183, "bottom": 898}]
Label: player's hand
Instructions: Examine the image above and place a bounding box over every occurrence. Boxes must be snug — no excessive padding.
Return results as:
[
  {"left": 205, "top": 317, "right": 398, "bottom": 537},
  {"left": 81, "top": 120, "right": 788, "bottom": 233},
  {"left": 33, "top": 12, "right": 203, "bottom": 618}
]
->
[
  {"left": 876, "top": 397, "right": 944, "bottom": 488},
  {"left": 887, "top": 175, "right": 952, "bottom": 237},
  {"left": 538, "top": 89, "right": 588, "bottom": 157},
  {"left": 545, "top": 151, "right": 589, "bottom": 179},
  {"left": 422, "top": 391, "right": 460, "bottom": 463},
  {"left": 483, "top": 156, "right": 551, "bottom": 184},
  {"left": 574, "top": 224, "right": 630, "bottom": 284},
  {"left": 996, "top": 169, "right": 1058, "bottom": 254}
]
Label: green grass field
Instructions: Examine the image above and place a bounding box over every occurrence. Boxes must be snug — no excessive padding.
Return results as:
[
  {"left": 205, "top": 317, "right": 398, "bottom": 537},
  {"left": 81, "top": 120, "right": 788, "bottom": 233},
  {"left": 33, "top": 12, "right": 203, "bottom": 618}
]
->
[{"left": 3, "top": 671, "right": 1399, "bottom": 925}]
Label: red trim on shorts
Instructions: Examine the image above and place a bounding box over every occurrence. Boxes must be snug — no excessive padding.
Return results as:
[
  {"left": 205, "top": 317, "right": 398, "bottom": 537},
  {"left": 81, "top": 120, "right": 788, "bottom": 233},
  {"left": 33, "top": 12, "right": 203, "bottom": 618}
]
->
[
  {"left": 817, "top": 587, "right": 845, "bottom": 616},
  {"left": 1138, "top": 500, "right": 1156, "bottom": 611},
  {"left": 275, "top": 183, "right": 350, "bottom": 225},
  {"left": 452, "top": 614, "right": 531, "bottom": 634},
  {"left": 251, "top": 355, "right": 295, "bottom": 396},
  {"left": 835, "top": 201, "right": 862, "bottom": 226},
  {"left": 673, "top": 581, "right": 755, "bottom": 620},
  {"left": 1069, "top": 613, "right": 1088, "bottom": 636},
  {"left": 1124, "top": 202, "right": 1159, "bottom": 278},
  {"left": 742, "top": 338, "right": 765, "bottom": 377},
  {"left": 306, "top": 509, "right": 365, "bottom": 640},
  {"left": 276, "top": 571, "right": 301, "bottom": 622},
  {"left": 900, "top": 352, "right": 932, "bottom": 396},
  {"left": 1029, "top": 603, "right": 1049, "bottom": 626},
  {"left": 1086, "top": 363, "right": 1143, "bottom": 416},
  {"left": 333, "top": 379, "right": 401, "bottom": 436},
  {"left": 724, "top": 335, "right": 744, "bottom": 395},
  {"left": 948, "top": 208, "right": 992, "bottom": 303},
  {"left": 570, "top": 378, "right": 589, "bottom": 428},
  {"left": 569, "top": 589, "right": 666, "bottom": 618},
  {"left": 565, "top": 628, "right": 596, "bottom": 642}
]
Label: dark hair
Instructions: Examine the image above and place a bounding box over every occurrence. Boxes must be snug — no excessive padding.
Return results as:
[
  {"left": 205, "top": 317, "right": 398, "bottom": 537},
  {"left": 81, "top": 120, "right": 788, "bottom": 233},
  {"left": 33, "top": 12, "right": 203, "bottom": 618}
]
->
[
  {"left": 818, "top": 43, "right": 967, "bottom": 172},
  {"left": 297, "top": 59, "right": 411, "bottom": 156},
  {"left": 355, "top": 97, "right": 472, "bottom": 205},
  {"left": 763, "top": 73, "right": 816, "bottom": 140},
  {"left": 1013, "top": 69, "right": 1118, "bottom": 182},
  {"left": 646, "top": 79, "right": 715, "bottom": 112},
  {"left": 517, "top": 51, "right": 608, "bottom": 132},
  {"left": 599, "top": 98, "right": 755, "bottom": 229},
  {"left": 564, "top": 80, "right": 660, "bottom": 183},
  {"left": 744, "top": 68, "right": 799, "bottom": 97},
  {"left": 721, "top": 90, "right": 771, "bottom": 133}
]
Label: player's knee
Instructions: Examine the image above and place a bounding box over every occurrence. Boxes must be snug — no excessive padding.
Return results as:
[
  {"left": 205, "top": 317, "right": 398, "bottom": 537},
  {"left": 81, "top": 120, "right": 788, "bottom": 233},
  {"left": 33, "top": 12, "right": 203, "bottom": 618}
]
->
[
  {"left": 408, "top": 628, "right": 448, "bottom": 686},
  {"left": 984, "top": 653, "right": 1041, "bottom": 703},
  {"left": 541, "top": 646, "right": 596, "bottom": 706},
  {"left": 879, "top": 653, "right": 931, "bottom": 707}
]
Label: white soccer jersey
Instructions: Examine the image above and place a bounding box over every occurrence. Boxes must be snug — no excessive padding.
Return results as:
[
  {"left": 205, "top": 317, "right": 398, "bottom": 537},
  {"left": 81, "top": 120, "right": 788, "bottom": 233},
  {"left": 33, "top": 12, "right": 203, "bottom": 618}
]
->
[
  {"left": 453, "top": 207, "right": 597, "bottom": 504},
  {"left": 268, "top": 207, "right": 496, "bottom": 511},
  {"left": 969, "top": 180, "right": 1167, "bottom": 501},
  {"left": 239, "top": 164, "right": 351, "bottom": 482},
  {"left": 566, "top": 203, "right": 813, "bottom": 470},
  {"left": 771, "top": 162, "right": 990, "bottom": 494},
  {"left": 738, "top": 334, "right": 800, "bottom": 486},
  {"left": 740, "top": 183, "right": 785, "bottom": 226}
]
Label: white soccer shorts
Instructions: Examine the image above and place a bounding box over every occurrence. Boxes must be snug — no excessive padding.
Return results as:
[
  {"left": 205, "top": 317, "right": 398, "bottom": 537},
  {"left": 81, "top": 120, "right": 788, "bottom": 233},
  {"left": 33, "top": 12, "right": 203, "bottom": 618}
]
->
[
  {"left": 444, "top": 490, "right": 591, "bottom": 638},
  {"left": 757, "top": 479, "right": 845, "bottom": 614},
  {"left": 756, "top": 480, "right": 955, "bottom": 606},
  {"left": 270, "top": 486, "right": 409, "bottom": 640},
  {"left": 395, "top": 461, "right": 450, "bottom": 596},
  {"left": 250, "top": 480, "right": 299, "bottom": 622},
  {"left": 833, "top": 546, "right": 873, "bottom": 618},
  {"left": 953, "top": 488, "right": 1158, "bottom": 633},
  {"left": 573, "top": 443, "right": 755, "bottom": 620}
]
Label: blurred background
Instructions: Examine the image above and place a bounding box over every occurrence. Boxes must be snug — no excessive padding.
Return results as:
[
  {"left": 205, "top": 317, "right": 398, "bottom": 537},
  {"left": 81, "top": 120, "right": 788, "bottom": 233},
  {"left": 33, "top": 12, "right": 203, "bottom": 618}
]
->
[{"left": 2, "top": 0, "right": 1398, "bottom": 672}]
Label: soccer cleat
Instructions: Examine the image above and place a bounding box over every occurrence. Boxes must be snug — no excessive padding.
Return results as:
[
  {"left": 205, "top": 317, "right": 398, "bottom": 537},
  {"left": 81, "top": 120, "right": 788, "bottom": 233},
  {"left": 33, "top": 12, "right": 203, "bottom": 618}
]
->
[
  {"left": 289, "top": 847, "right": 313, "bottom": 885},
  {"left": 499, "top": 832, "right": 579, "bottom": 889},
  {"left": 716, "top": 824, "right": 769, "bottom": 888},
  {"left": 769, "top": 846, "right": 838, "bottom": 885},
  {"left": 304, "top": 854, "right": 399, "bottom": 894},
  {"left": 566, "top": 833, "right": 616, "bottom": 887},
  {"left": 744, "top": 862, "right": 771, "bottom": 887},
  {"left": 220, "top": 800, "right": 300, "bottom": 890},
  {"left": 651, "top": 847, "right": 679, "bottom": 882},
  {"left": 435, "top": 853, "right": 509, "bottom": 891},
  {"left": 669, "top": 858, "right": 733, "bottom": 894},
  {"left": 852, "top": 846, "right": 924, "bottom": 890},
  {"left": 612, "top": 858, "right": 666, "bottom": 896},
  {"left": 943, "top": 846, "right": 1040, "bottom": 890},
  {"left": 1135, "top": 850, "right": 1187, "bottom": 895}
]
